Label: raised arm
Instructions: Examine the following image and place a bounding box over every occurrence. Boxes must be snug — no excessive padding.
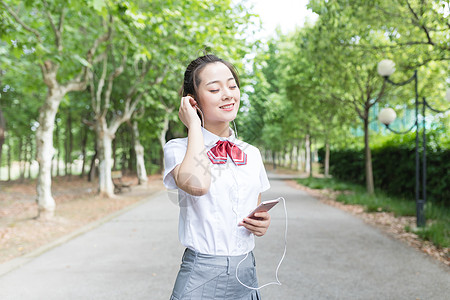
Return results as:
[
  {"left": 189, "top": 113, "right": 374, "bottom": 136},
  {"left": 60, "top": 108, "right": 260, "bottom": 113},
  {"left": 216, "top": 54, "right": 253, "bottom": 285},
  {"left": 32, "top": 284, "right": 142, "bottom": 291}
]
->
[{"left": 172, "top": 96, "right": 211, "bottom": 196}]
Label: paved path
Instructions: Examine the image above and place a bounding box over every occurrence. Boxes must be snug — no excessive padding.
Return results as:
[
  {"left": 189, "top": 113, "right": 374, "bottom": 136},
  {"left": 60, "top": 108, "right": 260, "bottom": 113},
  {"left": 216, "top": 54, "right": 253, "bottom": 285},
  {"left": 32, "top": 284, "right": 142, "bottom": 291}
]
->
[{"left": 0, "top": 174, "right": 449, "bottom": 299}]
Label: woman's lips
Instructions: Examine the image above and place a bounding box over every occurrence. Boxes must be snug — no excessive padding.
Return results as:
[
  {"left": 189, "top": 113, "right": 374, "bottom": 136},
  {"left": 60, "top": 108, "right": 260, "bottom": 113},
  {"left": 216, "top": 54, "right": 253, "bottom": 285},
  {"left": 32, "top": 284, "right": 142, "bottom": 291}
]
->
[{"left": 220, "top": 103, "right": 234, "bottom": 111}]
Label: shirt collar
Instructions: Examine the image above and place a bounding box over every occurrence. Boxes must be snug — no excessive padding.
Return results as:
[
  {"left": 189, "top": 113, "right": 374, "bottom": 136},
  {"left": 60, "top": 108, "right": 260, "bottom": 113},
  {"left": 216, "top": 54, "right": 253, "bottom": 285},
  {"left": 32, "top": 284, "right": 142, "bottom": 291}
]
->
[{"left": 201, "top": 127, "right": 237, "bottom": 147}]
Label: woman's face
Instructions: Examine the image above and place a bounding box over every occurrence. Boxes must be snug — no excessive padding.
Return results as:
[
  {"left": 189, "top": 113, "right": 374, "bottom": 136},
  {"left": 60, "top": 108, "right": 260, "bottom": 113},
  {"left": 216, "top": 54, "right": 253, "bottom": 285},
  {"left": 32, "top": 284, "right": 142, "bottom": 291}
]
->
[{"left": 196, "top": 62, "right": 240, "bottom": 128}]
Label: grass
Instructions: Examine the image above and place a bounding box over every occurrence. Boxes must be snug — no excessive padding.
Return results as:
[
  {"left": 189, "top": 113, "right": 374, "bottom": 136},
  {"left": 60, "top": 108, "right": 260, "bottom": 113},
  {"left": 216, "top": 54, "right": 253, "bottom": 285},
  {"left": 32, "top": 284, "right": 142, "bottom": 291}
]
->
[
  {"left": 296, "top": 176, "right": 361, "bottom": 191},
  {"left": 297, "top": 176, "right": 450, "bottom": 249}
]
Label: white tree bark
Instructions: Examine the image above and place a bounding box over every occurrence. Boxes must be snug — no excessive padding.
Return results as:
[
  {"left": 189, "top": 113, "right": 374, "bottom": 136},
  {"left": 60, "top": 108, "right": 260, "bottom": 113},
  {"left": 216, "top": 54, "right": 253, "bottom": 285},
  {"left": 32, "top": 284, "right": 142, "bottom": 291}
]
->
[
  {"left": 132, "top": 121, "right": 147, "bottom": 185},
  {"left": 325, "top": 142, "right": 330, "bottom": 177},
  {"left": 158, "top": 108, "right": 172, "bottom": 150},
  {"left": 89, "top": 44, "right": 165, "bottom": 195},
  {"left": 290, "top": 144, "right": 297, "bottom": 169},
  {"left": 35, "top": 89, "right": 62, "bottom": 217},
  {"left": 1, "top": 2, "right": 112, "bottom": 217},
  {"left": 305, "top": 134, "right": 311, "bottom": 175},
  {"left": 96, "top": 121, "right": 115, "bottom": 197},
  {"left": 36, "top": 61, "right": 87, "bottom": 218},
  {"left": 297, "top": 140, "right": 303, "bottom": 171}
]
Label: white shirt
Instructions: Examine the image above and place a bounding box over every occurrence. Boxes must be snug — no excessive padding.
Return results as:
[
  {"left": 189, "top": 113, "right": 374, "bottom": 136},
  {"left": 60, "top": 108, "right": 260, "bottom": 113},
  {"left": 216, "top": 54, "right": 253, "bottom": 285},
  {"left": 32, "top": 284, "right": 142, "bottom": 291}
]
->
[{"left": 163, "top": 127, "right": 270, "bottom": 256}]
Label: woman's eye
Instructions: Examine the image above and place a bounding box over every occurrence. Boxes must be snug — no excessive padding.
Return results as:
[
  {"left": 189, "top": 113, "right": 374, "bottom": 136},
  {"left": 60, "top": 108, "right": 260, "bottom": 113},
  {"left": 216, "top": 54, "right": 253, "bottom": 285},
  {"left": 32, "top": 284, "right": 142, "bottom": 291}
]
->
[
  {"left": 230, "top": 85, "right": 237, "bottom": 89},
  {"left": 210, "top": 89, "right": 219, "bottom": 93}
]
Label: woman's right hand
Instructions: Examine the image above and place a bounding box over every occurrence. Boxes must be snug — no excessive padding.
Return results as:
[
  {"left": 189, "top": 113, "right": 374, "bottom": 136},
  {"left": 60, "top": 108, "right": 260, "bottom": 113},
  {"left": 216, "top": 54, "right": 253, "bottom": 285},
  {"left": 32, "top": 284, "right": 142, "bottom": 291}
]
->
[{"left": 179, "top": 96, "right": 201, "bottom": 129}]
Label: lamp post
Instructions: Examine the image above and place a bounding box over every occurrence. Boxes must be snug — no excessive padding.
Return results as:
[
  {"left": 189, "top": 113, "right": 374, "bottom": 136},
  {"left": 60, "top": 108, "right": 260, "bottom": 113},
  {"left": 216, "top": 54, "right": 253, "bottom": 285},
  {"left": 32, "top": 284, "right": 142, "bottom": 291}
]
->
[{"left": 377, "top": 59, "right": 450, "bottom": 227}]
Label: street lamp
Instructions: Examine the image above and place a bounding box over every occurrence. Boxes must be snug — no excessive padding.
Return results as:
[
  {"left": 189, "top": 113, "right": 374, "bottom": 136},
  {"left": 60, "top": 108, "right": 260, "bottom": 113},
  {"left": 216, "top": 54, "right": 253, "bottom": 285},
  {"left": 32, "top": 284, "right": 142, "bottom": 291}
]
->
[{"left": 377, "top": 59, "right": 450, "bottom": 227}]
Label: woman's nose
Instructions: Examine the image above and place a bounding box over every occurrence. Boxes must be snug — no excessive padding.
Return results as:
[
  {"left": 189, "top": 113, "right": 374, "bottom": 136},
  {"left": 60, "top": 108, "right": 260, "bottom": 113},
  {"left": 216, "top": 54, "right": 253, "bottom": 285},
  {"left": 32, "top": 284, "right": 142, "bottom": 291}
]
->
[{"left": 222, "top": 88, "right": 232, "bottom": 100}]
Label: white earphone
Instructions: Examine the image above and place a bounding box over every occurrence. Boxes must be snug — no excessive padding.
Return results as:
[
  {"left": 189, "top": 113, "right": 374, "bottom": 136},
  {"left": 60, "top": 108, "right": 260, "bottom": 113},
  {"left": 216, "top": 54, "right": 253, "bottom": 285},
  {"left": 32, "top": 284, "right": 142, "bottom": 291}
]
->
[{"left": 235, "top": 196, "right": 288, "bottom": 290}]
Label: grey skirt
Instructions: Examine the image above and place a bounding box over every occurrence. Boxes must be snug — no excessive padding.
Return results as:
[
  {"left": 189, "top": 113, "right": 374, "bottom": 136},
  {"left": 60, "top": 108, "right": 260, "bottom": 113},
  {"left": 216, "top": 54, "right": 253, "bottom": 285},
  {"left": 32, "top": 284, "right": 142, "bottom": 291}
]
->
[{"left": 170, "top": 248, "right": 261, "bottom": 300}]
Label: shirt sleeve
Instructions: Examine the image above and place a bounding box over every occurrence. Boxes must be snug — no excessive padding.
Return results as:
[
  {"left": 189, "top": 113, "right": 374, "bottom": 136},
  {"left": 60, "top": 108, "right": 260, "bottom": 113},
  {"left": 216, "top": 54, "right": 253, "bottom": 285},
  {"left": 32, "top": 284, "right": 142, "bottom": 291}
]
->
[
  {"left": 257, "top": 148, "right": 270, "bottom": 193},
  {"left": 163, "top": 138, "right": 187, "bottom": 189}
]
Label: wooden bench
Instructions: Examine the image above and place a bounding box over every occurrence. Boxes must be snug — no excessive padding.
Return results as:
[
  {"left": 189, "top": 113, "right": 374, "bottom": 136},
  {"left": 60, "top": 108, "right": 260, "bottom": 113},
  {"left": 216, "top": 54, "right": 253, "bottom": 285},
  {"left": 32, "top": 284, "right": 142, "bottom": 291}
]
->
[{"left": 111, "top": 170, "right": 132, "bottom": 193}]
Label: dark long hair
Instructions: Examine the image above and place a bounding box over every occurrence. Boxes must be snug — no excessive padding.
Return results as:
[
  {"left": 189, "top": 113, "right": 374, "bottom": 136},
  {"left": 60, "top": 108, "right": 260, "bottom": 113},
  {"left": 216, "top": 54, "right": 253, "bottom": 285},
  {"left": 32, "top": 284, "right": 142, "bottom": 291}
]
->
[{"left": 180, "top": 54, "right": 240, "bottom": 101}]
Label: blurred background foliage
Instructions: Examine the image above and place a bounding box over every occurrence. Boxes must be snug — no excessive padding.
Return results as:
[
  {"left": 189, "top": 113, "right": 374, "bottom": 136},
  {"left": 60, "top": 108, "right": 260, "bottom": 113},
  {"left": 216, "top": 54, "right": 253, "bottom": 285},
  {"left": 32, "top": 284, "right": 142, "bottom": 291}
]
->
[{"left": 0, "top": 0, "right": 449, "bottom": 205}]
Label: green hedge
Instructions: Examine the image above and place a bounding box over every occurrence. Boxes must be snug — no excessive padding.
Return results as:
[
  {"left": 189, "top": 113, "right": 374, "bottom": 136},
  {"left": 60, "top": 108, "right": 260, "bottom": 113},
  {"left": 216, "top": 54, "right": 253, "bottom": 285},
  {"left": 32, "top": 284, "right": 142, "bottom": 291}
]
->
[{"left": 320, "top": 144, "right": 450, "bottom": 206}]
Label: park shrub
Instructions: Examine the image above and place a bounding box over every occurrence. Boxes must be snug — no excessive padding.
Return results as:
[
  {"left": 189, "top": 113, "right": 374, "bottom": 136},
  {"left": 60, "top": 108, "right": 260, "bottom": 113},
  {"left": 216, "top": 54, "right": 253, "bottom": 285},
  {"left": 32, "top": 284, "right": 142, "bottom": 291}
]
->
[{"left": 321, "top": 131, "right": 450, "bottom": 206}]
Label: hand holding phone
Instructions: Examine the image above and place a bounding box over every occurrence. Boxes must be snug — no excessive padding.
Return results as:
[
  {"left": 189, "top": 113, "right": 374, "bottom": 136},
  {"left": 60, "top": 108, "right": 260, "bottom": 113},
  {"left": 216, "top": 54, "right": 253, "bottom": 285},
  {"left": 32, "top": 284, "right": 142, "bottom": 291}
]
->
[{"left": 245, "top": 198, "right": 280, "bottom": 221}]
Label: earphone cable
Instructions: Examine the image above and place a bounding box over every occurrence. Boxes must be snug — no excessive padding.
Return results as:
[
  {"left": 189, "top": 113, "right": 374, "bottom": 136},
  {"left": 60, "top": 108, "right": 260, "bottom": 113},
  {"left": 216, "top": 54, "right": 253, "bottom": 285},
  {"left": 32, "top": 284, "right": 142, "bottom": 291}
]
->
[{"left": 235, "top": 196, "right": 288, "bottom": 290}]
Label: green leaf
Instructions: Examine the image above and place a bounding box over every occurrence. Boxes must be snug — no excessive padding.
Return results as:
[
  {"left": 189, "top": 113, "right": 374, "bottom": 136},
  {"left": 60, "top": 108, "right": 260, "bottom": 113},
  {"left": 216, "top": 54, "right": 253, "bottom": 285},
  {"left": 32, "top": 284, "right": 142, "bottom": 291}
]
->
[
  {"left": 91, "top": 0, "right": 106, "bottom": 12},
  {"left": 73, "top": 54, "right": 92, "bottom": 68}
]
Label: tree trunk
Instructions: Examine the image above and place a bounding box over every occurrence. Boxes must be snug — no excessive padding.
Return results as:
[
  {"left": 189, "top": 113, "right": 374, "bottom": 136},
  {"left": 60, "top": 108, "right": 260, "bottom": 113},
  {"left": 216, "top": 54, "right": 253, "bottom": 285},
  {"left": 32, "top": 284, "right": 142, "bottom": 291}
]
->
[
  {"left": 290, "top": 144, "right": 296, "bottom": 170},
  {"left": 132, "top": 121, "right": 148, "bottom": 185},
  {"left": 112, "top": 136, "right": 117, "bottom": 170},
  {"left": 364, "top": 116, "right": 375, "bottom": 194},
  {"left": 128, "top": 131, "right": 135, "bottom": 173},
  {"left": 0, "top": 108, "right": 5, "bottom": 176},
  {"left": 55, "top": 119, "right": 60, "bottom": 177},
  {"left": 80, "top": 125, "right": 88, "bottom": 178},
  {"left": 158, "top": 109, "right": 171, "bottom": 173},
  {"left": 64, "top": 118, "right": 68, "bottom": 176},
  {"left": 88, "top": 143, "right": 97, "bottom": 182},
  {"left": 7, "top": 136, "right": 11, "bottom": 181},
  {"left": 297, "top": 139, "right": 303, "bottom": 171},
  {"left": 305, "top": 134, "right": 311, "bottom": 176},
  {"left": 325, "top": 142, "right": 330, "bottom": 177},
  {"left": 36, "top": 89, "right": 64, "bottom": 217},
  {"left": 309, "top": 136, "right": 314, "bottom": 177},
  {"left": 283, "top": 146, "right": 289, "bottom": 168},
  {"left": 272, "top": 151, "right": 276, "bottom": 170},
  {"left": 95, "top": 120, "right": 115, "bottom": 197},
  {"left": 67, "top": 109, "right": 73, "bottom": 178},
  {"left": 19, "top": 136, "right": 24, "bottom": 182},
  {"left": 26, "top": 136, "right": 32, "bottom": 179}
]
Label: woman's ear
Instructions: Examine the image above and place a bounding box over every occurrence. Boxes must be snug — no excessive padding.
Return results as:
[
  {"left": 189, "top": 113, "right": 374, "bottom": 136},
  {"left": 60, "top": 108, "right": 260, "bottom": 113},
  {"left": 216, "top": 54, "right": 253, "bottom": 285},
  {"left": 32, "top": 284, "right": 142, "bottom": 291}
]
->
[{"left": 188, "top": 94, "right": 200, "bottom": 108}]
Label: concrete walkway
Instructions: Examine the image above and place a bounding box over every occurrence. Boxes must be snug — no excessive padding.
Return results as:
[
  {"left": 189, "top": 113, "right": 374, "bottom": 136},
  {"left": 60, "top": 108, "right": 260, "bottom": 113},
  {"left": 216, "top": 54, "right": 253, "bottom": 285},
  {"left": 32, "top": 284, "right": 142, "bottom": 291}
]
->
[{"left": 0, "top": 174, "right": 449, "bottom": 299}]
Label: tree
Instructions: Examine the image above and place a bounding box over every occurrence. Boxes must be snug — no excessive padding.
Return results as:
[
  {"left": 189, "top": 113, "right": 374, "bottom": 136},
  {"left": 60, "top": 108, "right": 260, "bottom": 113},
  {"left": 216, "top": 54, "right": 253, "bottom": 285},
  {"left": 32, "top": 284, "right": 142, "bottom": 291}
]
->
[
  {"left": 308, "top": 0, "right": 450, "bottom": 67},
  {"left": 1, "top": 0, "right": 116, "bottom": 216}
]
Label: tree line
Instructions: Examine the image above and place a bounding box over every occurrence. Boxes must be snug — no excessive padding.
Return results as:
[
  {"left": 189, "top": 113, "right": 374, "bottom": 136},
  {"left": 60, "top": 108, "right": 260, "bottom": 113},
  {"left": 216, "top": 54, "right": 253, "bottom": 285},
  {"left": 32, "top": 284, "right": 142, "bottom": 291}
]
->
[
  {"left": 240, "top": 0, "right": 449, "bottom": 195},
  {"left": 0, "top": 0, "right": 256, "bottom": 217},
  {"left": 1, "top": 0, "right": 449, "bottom": 217}
]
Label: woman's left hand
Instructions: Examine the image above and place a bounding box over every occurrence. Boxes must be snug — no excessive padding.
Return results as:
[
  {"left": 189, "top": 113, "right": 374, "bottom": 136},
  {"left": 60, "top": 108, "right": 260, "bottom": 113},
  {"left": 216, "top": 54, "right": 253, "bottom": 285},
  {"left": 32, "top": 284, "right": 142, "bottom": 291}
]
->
[{"left": 239, "top": 212, "right": 271, "bottom": 237}]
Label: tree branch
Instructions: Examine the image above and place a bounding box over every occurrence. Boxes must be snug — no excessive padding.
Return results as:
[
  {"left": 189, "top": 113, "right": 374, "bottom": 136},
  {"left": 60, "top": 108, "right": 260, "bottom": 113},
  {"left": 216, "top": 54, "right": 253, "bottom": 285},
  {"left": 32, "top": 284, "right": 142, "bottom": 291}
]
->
[
  {"left": 351, "top": 95, "right": 365, "bottom": 120},
  {"left": 122, "top": 58, "right": 153, "bottom": 103},
  {"left": 40, "top": 61, "right": 59, "bottom": 89},
  {"left": 406, "top": 0, "right": 434, "bottom": 46},
  {"left": 1, "top": 0, "right": 43, "bottom": 43},
  {"left": 102, "top": 45, "right": 128, "bottom": 119},
  {"left": 368, "top": 79, "right": 387, "bottom": 110},
  {"left": 365, "top": 70, "right": 373, "bottom": 104},
  {"left": 64, "top": 78, "right": 87, "bottom": 92},
  {"left": 89, "top": 73, "right": 98, "bottom": 115},
  {"left": 58, "top": 4, "right": 65, "bottom": 33},
  {"left": 353, "top": 66, "right": 365, "bottom": 103},
  {"left": 374, "top": 4, "right": 403, "bottom": 18},
  {"left": 86, "top": 16, "right": 113, "bottom": 64},
  {"left": 41, "top": 0, "right": 63, "bottom": 52},
  {"left": 97, "top": 51, "right": 108, "bottom": 115},
  {"left": 82, "top": 118, "right": 95, "bottom": 128},
  {"left": 64, "top": 16, "right": 112, "bottom": 94}
]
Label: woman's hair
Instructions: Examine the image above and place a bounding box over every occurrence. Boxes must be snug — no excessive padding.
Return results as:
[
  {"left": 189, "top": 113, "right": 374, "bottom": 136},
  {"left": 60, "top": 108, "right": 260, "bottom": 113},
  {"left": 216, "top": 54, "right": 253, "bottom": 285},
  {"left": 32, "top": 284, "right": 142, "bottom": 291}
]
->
[{"left": 180, "top": 54, "right": 240, "bottom": 100}]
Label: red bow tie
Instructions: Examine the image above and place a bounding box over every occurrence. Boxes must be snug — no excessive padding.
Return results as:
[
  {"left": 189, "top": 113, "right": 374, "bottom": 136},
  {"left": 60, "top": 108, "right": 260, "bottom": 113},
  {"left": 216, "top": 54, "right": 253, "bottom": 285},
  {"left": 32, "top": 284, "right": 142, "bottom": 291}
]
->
[{"left": 207, "top": 140, "right": 247, "bottom": 166}]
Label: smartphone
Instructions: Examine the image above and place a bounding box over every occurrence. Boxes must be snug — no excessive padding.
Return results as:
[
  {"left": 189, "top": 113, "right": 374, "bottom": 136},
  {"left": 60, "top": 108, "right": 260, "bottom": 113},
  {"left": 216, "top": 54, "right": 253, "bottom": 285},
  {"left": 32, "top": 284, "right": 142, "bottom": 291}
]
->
[{"left": 246, "top": 198, "right": 280, "bottom": 220}]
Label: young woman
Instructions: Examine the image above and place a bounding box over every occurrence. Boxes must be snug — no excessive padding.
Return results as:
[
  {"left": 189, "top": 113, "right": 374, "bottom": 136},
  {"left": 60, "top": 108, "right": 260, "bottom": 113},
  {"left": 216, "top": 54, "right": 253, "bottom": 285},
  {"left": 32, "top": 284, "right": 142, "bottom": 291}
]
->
[{"left": 163, "top": 54, "right": 271, "bottom": 300}]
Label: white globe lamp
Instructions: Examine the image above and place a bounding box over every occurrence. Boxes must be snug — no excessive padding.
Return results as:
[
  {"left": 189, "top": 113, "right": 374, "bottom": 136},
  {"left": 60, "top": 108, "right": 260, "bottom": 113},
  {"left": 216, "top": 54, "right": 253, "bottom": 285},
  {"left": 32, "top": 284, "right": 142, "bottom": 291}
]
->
[
  {"left": 378, "top": 108, "right": 397, "bottom": 126},
  {"left": 377, "top": 59, "right": 396, "bottom": 77}
]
